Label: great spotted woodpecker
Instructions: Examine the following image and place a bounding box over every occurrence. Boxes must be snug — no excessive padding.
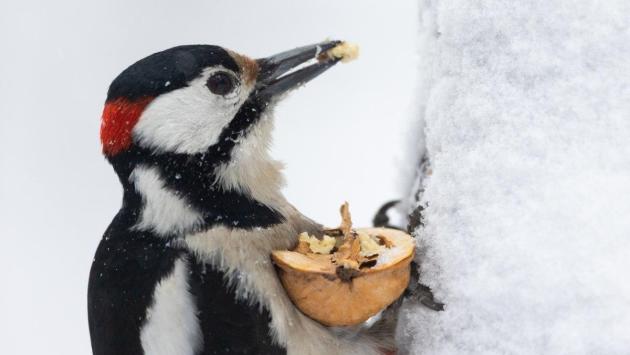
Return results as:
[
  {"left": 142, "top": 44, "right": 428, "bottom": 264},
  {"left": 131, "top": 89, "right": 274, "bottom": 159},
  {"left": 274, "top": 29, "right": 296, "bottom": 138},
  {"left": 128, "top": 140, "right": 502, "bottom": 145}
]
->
[{"left": 88, "top": 41, "right": 397, "bottom": 355}]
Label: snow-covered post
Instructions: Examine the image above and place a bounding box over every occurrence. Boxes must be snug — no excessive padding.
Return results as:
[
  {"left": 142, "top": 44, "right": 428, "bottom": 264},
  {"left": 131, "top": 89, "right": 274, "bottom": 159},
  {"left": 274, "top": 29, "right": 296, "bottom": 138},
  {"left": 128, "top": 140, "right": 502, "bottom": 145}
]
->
[{"left": 398, "top": 1, "right": 630, "bottom": 353}]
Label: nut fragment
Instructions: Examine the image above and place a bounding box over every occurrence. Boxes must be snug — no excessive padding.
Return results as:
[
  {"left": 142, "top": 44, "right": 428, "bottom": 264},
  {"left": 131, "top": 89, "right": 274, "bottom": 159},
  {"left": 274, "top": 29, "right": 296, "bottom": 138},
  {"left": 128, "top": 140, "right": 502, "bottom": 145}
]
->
[
  {"left": 339, "top": 202, "right": 353, "bottom": 238},
  {"left": 358, "top": 232, "right": 385, "bottom": 257},
  {"left": 325, "top": 42, "right": 360, "bottom": 63},
  {"left": 298, "top": 232, "right": 336, "bottom": 254},
  {"left": 377, "top": 235, "right": 394, "bottom": 248},
  {"left": 295, "top": 240, "right": 311, "bottom": 254},
  {"left": 330, "top": 202, "right": 363, "bottom": 276},
  {"left": 294, "top": 203, "right": 397, "bottom": 280}
]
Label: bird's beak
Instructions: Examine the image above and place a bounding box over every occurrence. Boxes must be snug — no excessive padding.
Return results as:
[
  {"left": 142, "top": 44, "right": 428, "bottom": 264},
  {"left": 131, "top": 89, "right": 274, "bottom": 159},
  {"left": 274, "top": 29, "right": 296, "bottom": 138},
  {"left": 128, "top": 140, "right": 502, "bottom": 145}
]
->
[{"left": 255, "top": 40, "right": 342, "bottom": 101}]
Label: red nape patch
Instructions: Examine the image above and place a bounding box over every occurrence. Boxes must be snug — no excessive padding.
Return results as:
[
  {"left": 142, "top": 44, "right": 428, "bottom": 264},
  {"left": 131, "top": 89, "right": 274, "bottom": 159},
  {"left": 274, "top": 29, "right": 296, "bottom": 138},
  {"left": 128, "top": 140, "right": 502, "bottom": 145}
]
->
[{"left": 100, "top": 97, "right": 153, "bottom": 156}]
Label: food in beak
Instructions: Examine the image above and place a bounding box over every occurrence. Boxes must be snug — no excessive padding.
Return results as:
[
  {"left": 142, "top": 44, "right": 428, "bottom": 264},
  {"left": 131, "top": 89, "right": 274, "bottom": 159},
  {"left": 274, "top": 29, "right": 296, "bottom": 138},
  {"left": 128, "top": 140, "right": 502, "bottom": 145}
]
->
[
  {"left": 321, "top": 42, "right": 360, "bottom": 63},
  {"left": 255, "top": 40, "right": 357, "bottom": 100}
]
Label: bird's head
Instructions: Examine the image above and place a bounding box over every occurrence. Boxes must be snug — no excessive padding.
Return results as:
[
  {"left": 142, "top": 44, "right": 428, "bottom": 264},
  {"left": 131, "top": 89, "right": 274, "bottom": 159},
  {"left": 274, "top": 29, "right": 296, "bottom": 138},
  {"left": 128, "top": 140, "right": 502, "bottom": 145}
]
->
[
  {"left": 100, "top": 42, "right": 346, "bottom": 230},
  {"left": 101, "top": 41, "right": 342, "bottom": 177}
]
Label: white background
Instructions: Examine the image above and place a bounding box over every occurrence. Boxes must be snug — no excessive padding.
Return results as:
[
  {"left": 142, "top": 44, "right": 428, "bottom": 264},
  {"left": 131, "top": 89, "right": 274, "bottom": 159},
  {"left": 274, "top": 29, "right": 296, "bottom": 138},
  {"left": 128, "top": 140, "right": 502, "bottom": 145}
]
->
[{"left": 0, "top": 1, "right": 418, "bottom": 354}]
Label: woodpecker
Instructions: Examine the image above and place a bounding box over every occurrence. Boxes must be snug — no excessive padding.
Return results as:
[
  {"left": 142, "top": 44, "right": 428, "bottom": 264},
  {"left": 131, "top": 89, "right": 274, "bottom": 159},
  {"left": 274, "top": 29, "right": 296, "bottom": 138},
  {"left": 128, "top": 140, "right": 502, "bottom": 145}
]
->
[{"left": 88, "top": 42, "right": 397, "bottom": 355}]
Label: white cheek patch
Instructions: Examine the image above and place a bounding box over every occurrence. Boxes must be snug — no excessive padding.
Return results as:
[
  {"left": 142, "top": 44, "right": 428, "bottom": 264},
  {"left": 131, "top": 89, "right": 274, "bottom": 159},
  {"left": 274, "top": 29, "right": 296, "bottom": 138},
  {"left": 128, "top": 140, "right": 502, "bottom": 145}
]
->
[{"left": 133, "top": 68, "right": 250, "bottom": 154}]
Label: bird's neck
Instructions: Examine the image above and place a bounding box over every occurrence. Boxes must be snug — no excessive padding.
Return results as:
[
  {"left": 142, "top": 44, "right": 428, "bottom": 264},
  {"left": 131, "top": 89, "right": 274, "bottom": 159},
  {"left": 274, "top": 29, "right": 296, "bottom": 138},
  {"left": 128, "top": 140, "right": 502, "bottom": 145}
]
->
[
  {"left": 214, "top": 124, "right": 287, "bottom": 209},
  {"left": 112, "top": 144, "right": 288, "bottom": 237}
]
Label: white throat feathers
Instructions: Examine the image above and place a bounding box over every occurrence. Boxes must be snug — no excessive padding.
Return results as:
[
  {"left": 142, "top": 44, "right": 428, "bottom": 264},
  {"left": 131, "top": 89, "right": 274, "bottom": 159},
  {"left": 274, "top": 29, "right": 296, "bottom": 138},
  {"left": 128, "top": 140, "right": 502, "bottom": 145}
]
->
[{"left": 214, "top": 112, "right": 287, "bottom": 209}]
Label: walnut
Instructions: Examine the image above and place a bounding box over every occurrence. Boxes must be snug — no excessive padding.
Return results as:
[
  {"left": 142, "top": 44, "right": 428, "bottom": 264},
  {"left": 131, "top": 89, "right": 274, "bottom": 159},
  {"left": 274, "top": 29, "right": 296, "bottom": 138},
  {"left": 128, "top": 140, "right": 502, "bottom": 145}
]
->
[{"left": 271, "top": 202, "right": 415, "bottom": 326}]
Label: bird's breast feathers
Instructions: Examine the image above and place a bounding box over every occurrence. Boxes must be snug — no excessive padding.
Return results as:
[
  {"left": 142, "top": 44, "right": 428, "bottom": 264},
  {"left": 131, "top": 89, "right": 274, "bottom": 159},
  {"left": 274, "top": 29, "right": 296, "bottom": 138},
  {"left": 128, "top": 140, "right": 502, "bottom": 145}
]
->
[{"left": 180, "top": 222, "right": 384, "bottom": 355}]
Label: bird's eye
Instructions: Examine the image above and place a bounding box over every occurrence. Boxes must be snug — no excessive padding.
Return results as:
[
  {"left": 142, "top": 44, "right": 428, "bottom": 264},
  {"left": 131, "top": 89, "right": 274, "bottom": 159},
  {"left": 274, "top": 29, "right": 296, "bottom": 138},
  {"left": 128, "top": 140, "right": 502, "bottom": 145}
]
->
[{"left": 206, "top": 72, "right": 236, "bottom": 96}]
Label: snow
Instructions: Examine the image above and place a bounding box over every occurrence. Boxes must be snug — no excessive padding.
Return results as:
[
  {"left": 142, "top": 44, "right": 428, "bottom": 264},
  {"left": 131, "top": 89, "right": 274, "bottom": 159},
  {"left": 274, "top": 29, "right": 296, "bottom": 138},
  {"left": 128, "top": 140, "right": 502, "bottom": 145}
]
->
[{"left": 400, "top": 1, "right": 630, "bottom": 354}]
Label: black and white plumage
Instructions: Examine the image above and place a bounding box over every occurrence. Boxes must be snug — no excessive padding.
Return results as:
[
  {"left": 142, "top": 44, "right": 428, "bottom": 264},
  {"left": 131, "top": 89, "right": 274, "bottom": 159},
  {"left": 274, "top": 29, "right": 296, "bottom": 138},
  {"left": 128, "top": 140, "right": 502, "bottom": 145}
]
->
[{"left": 88, "top": 42, "right": 395, "bottom": 355}]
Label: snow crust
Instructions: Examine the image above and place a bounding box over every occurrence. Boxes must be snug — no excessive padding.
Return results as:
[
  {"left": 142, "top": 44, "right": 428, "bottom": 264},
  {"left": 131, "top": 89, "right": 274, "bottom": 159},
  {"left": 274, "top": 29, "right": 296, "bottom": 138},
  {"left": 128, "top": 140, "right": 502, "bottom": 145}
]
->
[{"left": 400, "top": 1, "right": 630, "bottom": 353}]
